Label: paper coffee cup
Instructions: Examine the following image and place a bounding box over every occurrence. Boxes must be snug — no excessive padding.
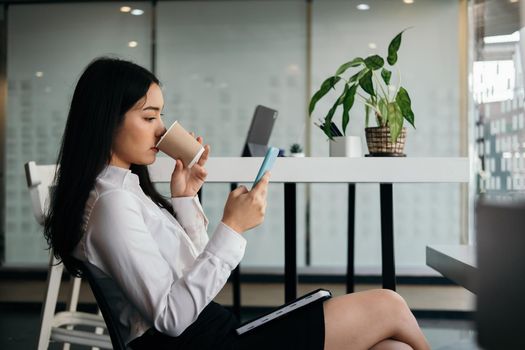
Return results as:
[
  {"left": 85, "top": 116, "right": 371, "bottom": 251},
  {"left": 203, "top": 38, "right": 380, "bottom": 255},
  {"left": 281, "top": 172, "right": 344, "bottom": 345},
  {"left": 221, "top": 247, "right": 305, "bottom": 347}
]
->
[{"left": 156, "top": 121, "right": 204, "bottom": 168}]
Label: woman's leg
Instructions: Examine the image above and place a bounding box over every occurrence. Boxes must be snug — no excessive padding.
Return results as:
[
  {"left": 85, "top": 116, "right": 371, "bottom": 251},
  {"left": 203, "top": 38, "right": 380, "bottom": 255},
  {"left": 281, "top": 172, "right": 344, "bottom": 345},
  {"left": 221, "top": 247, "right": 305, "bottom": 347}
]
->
[{"left": 323, "top": 289, "right": 429, "bottom": 350}]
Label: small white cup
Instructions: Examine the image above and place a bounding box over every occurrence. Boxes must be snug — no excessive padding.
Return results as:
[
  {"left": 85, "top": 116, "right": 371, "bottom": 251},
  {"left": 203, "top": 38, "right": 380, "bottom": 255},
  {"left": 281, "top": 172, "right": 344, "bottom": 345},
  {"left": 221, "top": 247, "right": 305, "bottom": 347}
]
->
[{"left": 329, "top": 136, "right": 363, "bottom": 158}]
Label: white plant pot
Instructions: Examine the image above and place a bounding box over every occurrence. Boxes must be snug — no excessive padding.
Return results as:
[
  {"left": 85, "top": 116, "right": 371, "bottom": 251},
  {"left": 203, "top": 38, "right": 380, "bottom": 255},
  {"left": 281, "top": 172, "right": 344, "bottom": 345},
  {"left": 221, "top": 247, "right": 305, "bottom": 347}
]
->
[
  {"left": 329, "top": 136, "right": 363, "bottom": 157},
  {"left": 289, "top": 152, "right": 305, "bottom": 157}
]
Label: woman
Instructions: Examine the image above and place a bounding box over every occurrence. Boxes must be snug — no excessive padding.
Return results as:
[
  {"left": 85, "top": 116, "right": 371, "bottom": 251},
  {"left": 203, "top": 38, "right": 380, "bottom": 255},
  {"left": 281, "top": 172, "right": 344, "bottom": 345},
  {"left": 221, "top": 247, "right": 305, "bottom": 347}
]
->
[{"left": 44, "top": 57, "right": 430, "bottom": 350}]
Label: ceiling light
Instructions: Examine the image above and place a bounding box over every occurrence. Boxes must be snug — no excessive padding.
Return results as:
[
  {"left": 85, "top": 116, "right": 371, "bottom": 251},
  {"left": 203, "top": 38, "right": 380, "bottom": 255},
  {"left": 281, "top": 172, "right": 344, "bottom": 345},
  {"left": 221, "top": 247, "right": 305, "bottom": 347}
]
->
[
  {"left": 484, "top": 30, "right": 520, "bottom": 44},
  {"left": 356, "top": 4, "right": 370, "bottom": 10},
  {"left": 403, "top": 0, "right": 414, "bottom": 4},
  {"left": 35, "top": 71, "right": 43, "bottom": 78},
  {"left": 128, "top": 41, "right": 138, "bottom": 48},
  {"left": 131, "top": 9, "right": 144, "bottom": 16},
  {"left": 120, "top": 6, "right": 131, "bottom": 13}
]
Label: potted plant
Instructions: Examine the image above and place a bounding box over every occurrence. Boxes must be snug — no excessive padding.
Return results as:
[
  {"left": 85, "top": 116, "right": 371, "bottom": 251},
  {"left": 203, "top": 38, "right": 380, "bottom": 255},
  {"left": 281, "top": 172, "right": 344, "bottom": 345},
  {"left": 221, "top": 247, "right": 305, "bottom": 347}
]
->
[
  {"left": 309, "top": 29, "right": 415, "bottom": 156},
  {"left": 289, "top": 143, "right": 305, "bottom": 157}
]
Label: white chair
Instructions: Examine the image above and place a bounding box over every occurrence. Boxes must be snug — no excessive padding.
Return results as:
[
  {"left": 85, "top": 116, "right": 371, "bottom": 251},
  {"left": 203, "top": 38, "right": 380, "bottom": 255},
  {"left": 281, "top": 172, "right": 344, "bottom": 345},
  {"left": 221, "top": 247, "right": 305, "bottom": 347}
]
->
[
  {"left": 27, "top": 159, "right": 243, "bottom": 349},
  {"left": 25, "top": 161, "right": 111, "bottom": 350}
]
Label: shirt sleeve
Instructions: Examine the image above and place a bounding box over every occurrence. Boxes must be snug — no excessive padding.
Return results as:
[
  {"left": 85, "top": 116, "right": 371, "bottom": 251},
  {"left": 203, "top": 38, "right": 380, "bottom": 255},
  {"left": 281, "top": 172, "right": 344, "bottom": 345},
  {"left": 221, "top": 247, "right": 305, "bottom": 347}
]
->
[
  {"left": 84, "top": 190, "right": 246, "bottom": 337},
  {"left": 171, "top": 196, "right": 209, "bottom": 253}
]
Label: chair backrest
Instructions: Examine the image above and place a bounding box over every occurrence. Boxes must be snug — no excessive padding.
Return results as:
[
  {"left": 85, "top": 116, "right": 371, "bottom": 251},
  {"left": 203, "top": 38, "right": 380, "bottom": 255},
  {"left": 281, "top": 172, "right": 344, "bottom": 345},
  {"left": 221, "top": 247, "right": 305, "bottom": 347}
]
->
[
  {"left": 24, "top": 161, "right": 57, "bottom": 224},
  {"left": 25, "top": 161, "right": 135, "bottom": 350},
  {"left": 476, "top": 200, "right": 525, "bottom": 349},
  {"left": 79, "top": 260, "right": 129, "bottom": 350}
]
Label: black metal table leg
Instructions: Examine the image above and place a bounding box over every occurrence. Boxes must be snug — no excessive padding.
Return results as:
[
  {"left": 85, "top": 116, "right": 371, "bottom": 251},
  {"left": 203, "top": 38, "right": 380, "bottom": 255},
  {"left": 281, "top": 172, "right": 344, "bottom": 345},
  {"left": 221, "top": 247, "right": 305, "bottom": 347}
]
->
[
  {"left": 347, "top": 184, "right": 356, "bottom": 293},
  {"left": 379, "top": 183, "right": 396, "bottom": 290},
  {"left": 284, "top": 183, "right": 297, "bottom": 302},
  {"left": 230, "top": 183, "right": 241, "bottom": 319}
]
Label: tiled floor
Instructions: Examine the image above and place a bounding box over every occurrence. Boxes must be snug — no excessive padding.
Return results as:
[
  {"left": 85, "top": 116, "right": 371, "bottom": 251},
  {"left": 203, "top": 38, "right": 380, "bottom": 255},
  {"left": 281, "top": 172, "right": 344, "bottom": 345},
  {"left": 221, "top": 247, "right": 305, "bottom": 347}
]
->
[
  {"left": 419, "top": 319, "right": 479, "bottom": 350},
  {"left": 0, "top": 280, "right": 480, "bottom": 349}
]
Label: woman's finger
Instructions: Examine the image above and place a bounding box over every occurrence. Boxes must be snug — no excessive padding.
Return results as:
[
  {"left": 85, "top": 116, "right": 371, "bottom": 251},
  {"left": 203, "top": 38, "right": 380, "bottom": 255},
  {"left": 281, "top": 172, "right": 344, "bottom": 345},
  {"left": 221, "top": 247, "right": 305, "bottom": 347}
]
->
[
  {"left": 173, "top": 159, "right": 184, "bottom": 176},
  {"left": 253, "top": 171, "right": 270, "bottom": 192},
  {"left": 197, "top": 136, "right": 203, "bottom": 144},
  {"left": 233, "top": 185, "right": 248, "bottom": 195},
  {"left": 192, "top": 164, "right": 207, "bottom": 178},
  {"left": 198, "top": 145, "right": 210, "bottom": 166}
]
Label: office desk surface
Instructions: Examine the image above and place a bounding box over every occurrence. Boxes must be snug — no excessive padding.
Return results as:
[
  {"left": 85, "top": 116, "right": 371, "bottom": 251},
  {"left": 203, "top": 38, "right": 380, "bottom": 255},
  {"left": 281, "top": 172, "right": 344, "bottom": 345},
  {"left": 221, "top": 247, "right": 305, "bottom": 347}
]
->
[{"left": 149, "top": 157, "right": 469, "bottom": 183}]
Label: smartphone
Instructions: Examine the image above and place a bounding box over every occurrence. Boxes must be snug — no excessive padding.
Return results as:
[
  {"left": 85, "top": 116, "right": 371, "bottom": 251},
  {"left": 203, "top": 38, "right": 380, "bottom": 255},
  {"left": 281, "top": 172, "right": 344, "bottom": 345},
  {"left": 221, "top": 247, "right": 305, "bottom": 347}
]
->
[{"left": 253, "top": 146, "right": 279, "bottom": 188}]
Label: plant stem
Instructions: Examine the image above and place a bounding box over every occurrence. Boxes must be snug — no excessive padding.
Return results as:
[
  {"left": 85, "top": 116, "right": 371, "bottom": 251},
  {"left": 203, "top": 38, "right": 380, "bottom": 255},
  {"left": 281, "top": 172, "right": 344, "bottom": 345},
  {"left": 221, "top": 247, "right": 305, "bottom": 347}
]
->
[
  {"left": 372, "top": 70, "right": 389, "bottom": 101},
  {"left": 394, "top": 66, "right": 402, "bottom": 98},
  {"left": 356, "top": 93, "right": 381, "bottom": 114}
]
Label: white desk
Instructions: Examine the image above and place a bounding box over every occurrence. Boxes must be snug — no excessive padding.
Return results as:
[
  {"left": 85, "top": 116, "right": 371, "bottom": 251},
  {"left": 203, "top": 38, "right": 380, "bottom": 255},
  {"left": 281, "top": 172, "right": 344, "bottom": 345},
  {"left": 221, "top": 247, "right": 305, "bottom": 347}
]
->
[
  {"left": 149, "top": 157, "right": 469, "bottom": 303},
  {"left": 149, "top": 157, "right": 469, "bottom": 183}
]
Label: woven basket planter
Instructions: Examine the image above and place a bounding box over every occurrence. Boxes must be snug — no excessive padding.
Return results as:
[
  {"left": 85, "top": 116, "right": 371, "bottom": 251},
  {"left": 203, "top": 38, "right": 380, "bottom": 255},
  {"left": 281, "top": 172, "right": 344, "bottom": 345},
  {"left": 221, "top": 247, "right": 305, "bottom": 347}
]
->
[{"left": 365, "top": 127, "right": 406, "bottom": 156}]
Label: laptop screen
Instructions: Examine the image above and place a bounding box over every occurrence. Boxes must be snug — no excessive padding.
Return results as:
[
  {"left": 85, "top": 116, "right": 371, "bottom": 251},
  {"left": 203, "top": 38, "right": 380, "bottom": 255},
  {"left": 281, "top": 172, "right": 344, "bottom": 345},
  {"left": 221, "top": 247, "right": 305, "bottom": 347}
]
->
[{"left": 242, "top": 105, "right": 278, "bottom": 157}]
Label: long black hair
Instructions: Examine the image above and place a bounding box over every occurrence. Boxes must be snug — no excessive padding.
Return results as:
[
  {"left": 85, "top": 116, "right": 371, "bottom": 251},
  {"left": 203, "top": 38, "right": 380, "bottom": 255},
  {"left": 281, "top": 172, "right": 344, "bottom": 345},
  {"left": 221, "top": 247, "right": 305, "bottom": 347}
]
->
[{"left": 44, "top": 57, "right": 173, "bottom": 276}]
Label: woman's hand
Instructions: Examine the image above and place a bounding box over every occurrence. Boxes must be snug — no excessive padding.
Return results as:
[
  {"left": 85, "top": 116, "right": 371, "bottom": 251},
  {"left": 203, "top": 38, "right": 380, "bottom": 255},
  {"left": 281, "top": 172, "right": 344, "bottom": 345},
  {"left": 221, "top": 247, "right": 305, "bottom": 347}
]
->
[
  {"left": 170, "top": 135, "right": 210, "bottom": 198},
  {"left": 221, "top": 172, "right": 270, "bottom": 234}
]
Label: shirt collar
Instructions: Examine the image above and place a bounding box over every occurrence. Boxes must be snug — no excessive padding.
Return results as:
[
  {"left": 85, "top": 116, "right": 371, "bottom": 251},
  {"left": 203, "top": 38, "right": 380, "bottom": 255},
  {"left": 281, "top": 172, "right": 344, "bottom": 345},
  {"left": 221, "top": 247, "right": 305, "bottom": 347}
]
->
[{"left": 98, "top": 165, "right": 140, "bottom": 189}]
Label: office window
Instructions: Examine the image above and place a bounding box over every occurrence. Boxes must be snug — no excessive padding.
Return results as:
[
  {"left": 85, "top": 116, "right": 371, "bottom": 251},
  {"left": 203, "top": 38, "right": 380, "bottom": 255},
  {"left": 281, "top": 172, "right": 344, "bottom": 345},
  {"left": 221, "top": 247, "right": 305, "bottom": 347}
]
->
[{"left": 472, "top": 0, "right": 525, "bottom": 198}]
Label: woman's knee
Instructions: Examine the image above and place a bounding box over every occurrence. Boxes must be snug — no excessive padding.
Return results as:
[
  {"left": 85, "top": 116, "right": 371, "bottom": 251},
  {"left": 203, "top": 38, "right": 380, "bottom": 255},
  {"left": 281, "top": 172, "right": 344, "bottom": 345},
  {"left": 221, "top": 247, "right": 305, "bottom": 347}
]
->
[
  {"left": 367, "top": 289, "right": 407, "bottom": 309},
  {"left": 367, "top": 289, "right": 414, "bottom": 323}
]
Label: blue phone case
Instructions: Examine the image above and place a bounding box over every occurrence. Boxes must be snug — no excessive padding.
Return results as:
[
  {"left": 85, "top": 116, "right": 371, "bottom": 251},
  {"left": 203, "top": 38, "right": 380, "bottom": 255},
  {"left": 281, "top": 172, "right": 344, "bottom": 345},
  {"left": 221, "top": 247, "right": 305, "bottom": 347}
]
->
[{"left": 253, "top": 147, "right": 279, "bottom": 187}]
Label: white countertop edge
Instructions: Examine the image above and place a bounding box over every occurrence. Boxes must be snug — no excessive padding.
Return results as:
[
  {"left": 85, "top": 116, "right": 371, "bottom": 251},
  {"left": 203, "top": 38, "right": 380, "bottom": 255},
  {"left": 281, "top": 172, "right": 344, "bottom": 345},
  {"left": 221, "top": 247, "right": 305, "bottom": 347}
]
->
[{"left": 149, "top": 157, "right": 469, "bottom": 183}]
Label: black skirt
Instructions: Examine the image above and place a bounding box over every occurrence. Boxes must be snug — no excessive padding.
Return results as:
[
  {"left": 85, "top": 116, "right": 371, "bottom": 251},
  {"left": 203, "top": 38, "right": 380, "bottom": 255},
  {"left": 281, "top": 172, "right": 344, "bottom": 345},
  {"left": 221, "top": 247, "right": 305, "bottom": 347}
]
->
[{"left": 129, "top": 299, "right": 325, "bottom": 350}]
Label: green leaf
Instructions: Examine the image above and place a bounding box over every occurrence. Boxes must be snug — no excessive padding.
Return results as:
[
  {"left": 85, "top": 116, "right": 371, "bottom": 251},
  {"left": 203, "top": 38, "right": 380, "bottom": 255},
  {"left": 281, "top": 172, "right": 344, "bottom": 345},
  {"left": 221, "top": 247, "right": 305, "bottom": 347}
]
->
[
  {"left": 342, "top": 84, "right": 358, "bottom": 134},
  {"left": 396, "top": 87, "right": 415, "bottom": 128},
  {"left": 364, "top": 55, "right": 384, "bottom": 70},
  {"left": 349, "top": 68, "right": 369, "bottom": 83},
  {"left": 387, "top": 30, "right": 405, "bottom": 66},
  {"left": 359, "top": 70, "right": 375, "bottom": 96},
  {"left": 387, "top": 102, "right": 403, "bottom": 143},
  {"left": 381, "top": 68, "right": 392, "bottom": 85},
  {"left": 378, "top": 98, "right": 388, "bottom": 126},
  {"left": 309, "top": 76, "right": 341, "bottom": 115},
  {"left": 336, "top": 84, "right": 349, "bottom": 105},
  {"left": 335, "top": 57, "right": 364, "bottom": 75}
]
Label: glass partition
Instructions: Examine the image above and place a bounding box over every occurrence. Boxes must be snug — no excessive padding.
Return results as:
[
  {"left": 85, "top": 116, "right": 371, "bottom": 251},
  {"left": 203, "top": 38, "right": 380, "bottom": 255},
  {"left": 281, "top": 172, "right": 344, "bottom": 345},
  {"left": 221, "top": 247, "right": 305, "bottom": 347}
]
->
[
  {"left": 3, "top": 0, "right": 464, "bottom": 272},
  {"left": 309, "top": 0, "right": 462, "bottom": 271},
  {"left": 5, "top": 2, "right": 151, "bottom": 265},
  {"left": 156, "top": 0, "right": 307, "bottom": 267}
]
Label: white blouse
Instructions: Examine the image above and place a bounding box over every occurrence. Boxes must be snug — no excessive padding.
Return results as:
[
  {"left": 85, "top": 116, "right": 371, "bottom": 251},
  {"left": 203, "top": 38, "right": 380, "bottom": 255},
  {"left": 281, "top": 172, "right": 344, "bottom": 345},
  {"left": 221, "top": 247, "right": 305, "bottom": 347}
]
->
[{"left": 72, "top": 165, "right": 246, "bottom": 344}]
